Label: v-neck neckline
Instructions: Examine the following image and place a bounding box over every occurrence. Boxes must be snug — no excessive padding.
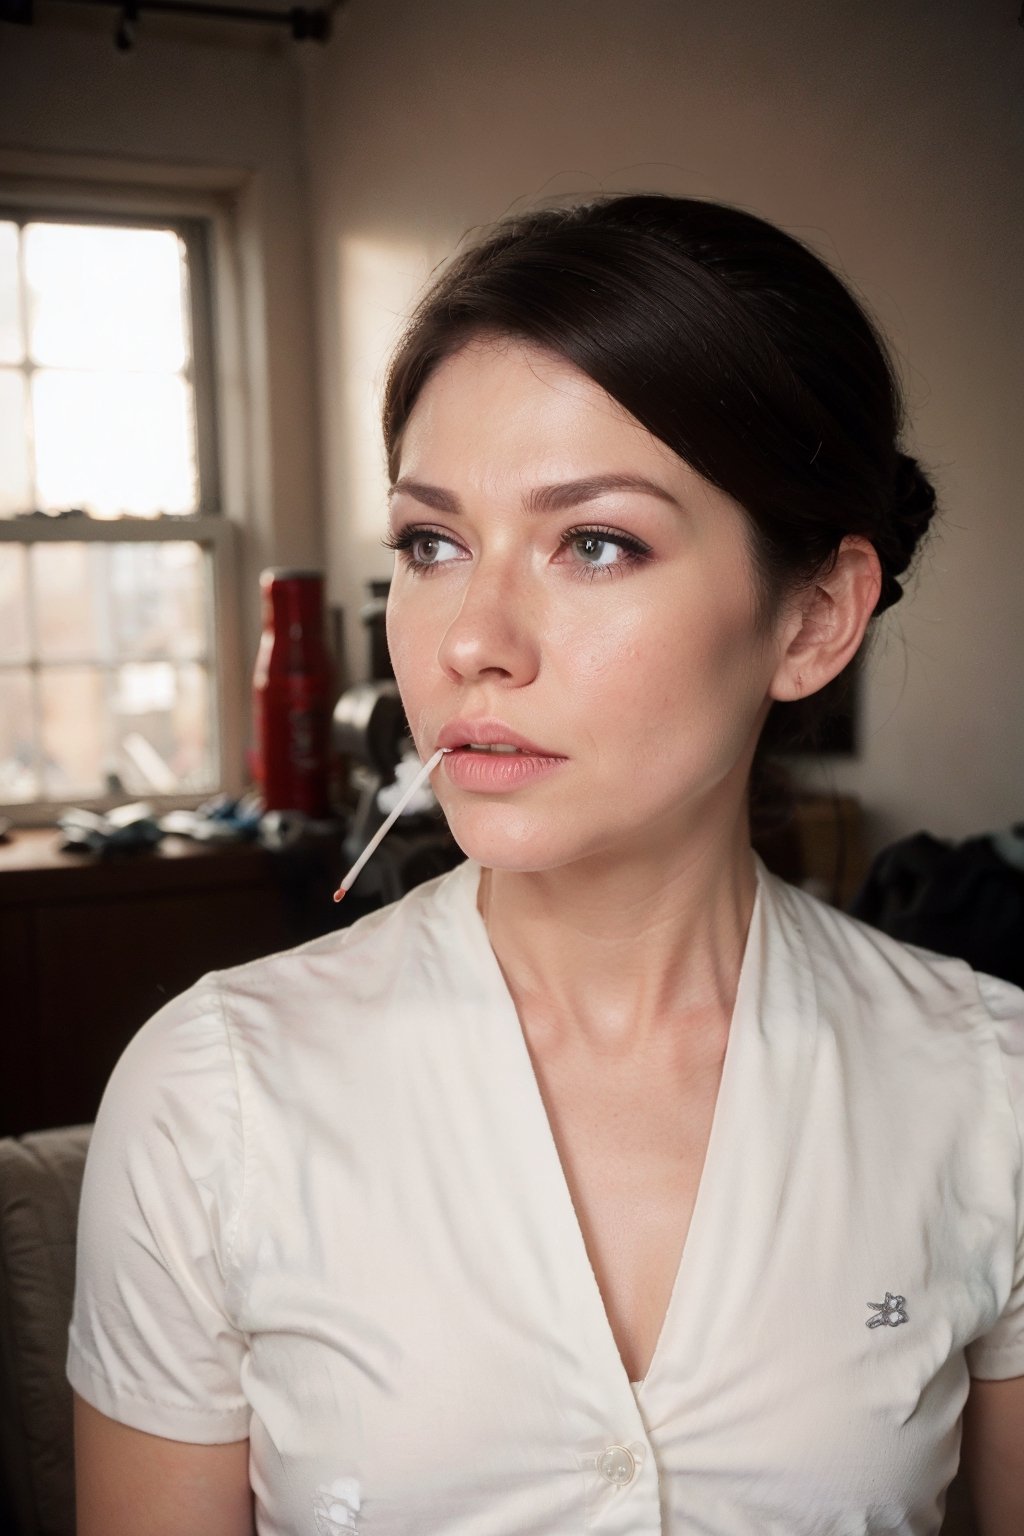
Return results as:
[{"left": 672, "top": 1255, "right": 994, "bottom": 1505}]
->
[{"left": 457, "top": 854, "right": 768, "bottom": 1400}]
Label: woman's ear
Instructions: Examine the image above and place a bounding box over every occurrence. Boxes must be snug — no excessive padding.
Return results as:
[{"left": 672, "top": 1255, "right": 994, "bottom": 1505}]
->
[{"left": 769, "top": 535, "right": 882, "bottom": 703}]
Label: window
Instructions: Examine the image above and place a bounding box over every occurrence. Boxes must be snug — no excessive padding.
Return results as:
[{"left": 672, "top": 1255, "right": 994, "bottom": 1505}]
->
[{"left": 0, "top": 204, "right": 236, "bottom": 821}]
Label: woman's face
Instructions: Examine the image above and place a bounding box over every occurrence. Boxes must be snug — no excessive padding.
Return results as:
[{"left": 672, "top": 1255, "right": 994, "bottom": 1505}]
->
[{"left": 384, "top": 336, "right": 793, "bottom": 875}]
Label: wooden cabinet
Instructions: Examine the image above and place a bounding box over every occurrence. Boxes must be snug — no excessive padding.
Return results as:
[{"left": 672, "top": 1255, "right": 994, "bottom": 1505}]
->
[{"left": 0, "top": 829, "right": 368, "bottom": 1136}]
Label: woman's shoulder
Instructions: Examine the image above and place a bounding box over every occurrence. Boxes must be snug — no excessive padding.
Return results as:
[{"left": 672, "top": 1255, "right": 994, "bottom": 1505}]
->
[
  {"left": 105, "top": 859, "right": 475, "bottom": 1092},
  {"left": 769, "top": 867, "right": 1023, "bottom": 1172},
  {"left": 773, "top": 872, "right": 1019, "bottom": 1001},
  {"left": 212, "top": 855, "right": 476, "bottom": 996},
  {"left": 767, "top": 863, "right": 1024, "bottom": 1048}
]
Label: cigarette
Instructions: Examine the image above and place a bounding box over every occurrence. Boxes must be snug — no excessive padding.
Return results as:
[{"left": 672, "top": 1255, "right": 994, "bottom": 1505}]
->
[{"left": 333, "top": 746, "right": 451, "bottom": 902}]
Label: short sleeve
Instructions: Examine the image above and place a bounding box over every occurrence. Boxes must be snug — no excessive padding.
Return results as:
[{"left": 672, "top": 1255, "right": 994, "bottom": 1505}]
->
[
  {"left": 964, "top": 970, "right": 1024, "bottom": 1381},
  {"left": 66, "top": 974, "right": 251, "bottom": 1441}
]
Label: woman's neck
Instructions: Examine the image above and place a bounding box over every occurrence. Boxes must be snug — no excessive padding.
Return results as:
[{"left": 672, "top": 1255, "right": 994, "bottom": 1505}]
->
[{"left": 476, "top": 827, "right": 759, "bottom": 1057}]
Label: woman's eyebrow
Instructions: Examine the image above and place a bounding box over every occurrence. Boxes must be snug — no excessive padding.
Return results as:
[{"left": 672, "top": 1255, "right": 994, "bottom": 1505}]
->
[{"left": 388, "top": 473, "right": 682, "bottom": 515}]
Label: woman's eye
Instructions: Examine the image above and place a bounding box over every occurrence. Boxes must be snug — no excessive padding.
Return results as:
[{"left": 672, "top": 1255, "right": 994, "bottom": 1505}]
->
[
  {"left": 380, "top": 527, "right": 462, "bottom": 572},
  {"left": 408, "top": 537, "right": 460, "bottom": 568},
  {"left": 388, "top": 525, "right": 654, "bottom": 577},
  {"left": 569, "top": 533, "right": 623, "bottom": 568},
  {"left": 561, "top": 527, "right": 652, "bottom": 579}
]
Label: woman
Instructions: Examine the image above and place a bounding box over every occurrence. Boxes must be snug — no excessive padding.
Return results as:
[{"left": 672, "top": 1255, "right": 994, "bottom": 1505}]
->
[{"left": 70, "top": 195, "right": 1023, "bottom": 1536}]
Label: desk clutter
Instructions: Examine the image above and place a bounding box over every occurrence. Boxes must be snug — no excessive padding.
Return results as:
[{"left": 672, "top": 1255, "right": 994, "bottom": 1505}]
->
[{"left": 54, "top": 791, "right": 332, "bottom": 855}]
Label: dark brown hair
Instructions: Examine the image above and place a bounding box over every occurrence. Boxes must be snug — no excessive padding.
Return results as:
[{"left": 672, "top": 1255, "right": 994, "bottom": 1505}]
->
[{"left": 382, "top": 194, "right": 937, "bottom": 785}]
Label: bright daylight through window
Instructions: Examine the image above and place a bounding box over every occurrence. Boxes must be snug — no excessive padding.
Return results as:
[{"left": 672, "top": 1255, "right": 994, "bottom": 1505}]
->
[{"left": 0, "top": 217, "right": 219, "bottom": 808}]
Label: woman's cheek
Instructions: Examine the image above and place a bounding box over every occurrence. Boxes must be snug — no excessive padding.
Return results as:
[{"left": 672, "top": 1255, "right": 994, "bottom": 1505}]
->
[{"left": 554, "top": 600, "right": 647, "bottom": 681}]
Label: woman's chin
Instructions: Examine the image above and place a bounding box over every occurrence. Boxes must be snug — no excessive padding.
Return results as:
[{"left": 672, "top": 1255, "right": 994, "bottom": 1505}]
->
[
  {"left": 447, "top": 834, "right": 557, "bottom": 875},
  {"left": 439, "top": 804, "right": 610, "bottom": 876},
  {"left": 438, "top": 807, "right": 553, "bottom": 870}
]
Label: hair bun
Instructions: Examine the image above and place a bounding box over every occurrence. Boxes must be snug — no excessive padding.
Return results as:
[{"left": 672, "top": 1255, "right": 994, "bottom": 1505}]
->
[
  {"left": 874, "top": 451, "right": 938, "bottom": 614},
  {"left": 893, "top": 452, "right": 938, "bottom": 555}
]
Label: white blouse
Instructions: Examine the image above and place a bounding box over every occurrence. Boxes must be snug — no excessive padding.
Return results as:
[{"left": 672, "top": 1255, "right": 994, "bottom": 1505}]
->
[{"left": 67, "top": 852, "right": 1024, "bottom": 1536}]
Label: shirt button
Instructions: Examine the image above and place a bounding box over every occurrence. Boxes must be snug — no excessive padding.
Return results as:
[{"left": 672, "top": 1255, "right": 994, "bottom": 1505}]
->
[{"left": 597, "top": 1444, "right": 637, "bottom": 1486}]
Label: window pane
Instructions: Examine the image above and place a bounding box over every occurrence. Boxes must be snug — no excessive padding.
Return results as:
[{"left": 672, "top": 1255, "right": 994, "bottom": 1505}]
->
[
  {"left": 39, "top": 665, "right": 107, "bottom": 798},
  {"left": 0, "top": 223, "right": 22, "bottom": 365},
  {"left": 25, "top": 223, "right": 189, "bottom": 372},
  {"left": 32, "top": 542, "right": 106, "bottom": 661},
  {"left": 0, "top": 544, "right": 30, "bottom": 661},
  {"left": 0, "top": 370, "right": 31, "bottom": 516},
  {"left": 169, "top": 663, "right": 215, "bottom": 792},
  {"left": 0, "top": 669, "right": 37, "bottom": 801},
  {"left": 33, "top": 369, "right": 198, "bottom": 516},
  {"left": 111, "top": 542, "right": 207, "bottom": 660},
  {"left": 113, "top": 660, "right": 215, "bottom": 795},
  {"left": 12, "top": 542, "right": 219, "bottom": 807}
]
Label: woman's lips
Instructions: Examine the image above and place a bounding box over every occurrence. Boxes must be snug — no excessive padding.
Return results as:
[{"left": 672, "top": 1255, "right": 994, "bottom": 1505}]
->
[
  {"left": 435, "top": 718, "right": 568, "bottom": 790},
  {"left": 442, "top": 746, "right": 568, "bottom": 792},
  {"left": 436, "top": 720, "right": 562, "bottom": 755}
]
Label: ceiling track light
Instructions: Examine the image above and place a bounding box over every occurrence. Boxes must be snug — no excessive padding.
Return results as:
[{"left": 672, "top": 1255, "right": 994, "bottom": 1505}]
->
[{"left": 0, "top": 0, "right": 337, "bottom": 47}]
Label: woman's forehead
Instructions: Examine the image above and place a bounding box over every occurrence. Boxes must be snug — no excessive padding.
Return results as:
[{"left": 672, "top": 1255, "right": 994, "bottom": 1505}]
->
[{"left": 398, "top": 339, "right": 699, "bottom": 497}]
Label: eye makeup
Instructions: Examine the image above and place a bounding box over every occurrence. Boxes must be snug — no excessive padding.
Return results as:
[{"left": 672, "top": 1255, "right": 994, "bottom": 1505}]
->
[
  {"left": 378, "top": 526, "right": 453, "bottom": 570},
  {"left": 380, "top": 523, "right": 653, "bottom": 579},
  {"left": 562, "top": 526, "right": 652, "bottom": 579}
]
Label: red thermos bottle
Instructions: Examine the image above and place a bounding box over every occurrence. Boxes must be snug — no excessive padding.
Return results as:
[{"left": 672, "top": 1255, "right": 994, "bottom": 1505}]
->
[{"left": 252, "top": 568, "right": 335, "bottom": 818}]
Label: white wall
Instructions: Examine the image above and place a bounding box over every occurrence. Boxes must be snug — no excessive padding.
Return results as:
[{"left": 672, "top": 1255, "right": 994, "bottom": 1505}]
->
[
  {"left": 0, "top": 13, "right": 323, "bottom": 789},
  {"left": 301, "top": 0, "right": 1024, "bottom": 857}
]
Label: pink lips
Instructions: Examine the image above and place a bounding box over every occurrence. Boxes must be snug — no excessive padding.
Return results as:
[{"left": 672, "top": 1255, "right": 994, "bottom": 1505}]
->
[
  {"left": 436, "top": 718, "right": 564, "bottom": 756},
  {"left": 435, "top": 718, "right": 567, "bottom": 793}
]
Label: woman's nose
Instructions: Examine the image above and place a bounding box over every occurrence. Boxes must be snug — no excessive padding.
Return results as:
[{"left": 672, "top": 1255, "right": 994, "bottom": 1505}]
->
[{"left": 435, "top": 562, "right": 540, "bottom": 685}]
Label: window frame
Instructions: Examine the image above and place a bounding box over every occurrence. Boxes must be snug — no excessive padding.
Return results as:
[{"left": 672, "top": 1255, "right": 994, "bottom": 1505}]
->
[{"left": 0, "top": 175, "right": 247, "bottom": 828}]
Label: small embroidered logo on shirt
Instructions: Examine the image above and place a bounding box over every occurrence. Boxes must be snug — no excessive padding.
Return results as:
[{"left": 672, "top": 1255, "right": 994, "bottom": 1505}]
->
[
  {"left": 866, "top": 1292, "right": 908, "bottom": 1328},
  {"left": 312, "top": 1476, "right": 361, "bottom": 1534}
]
